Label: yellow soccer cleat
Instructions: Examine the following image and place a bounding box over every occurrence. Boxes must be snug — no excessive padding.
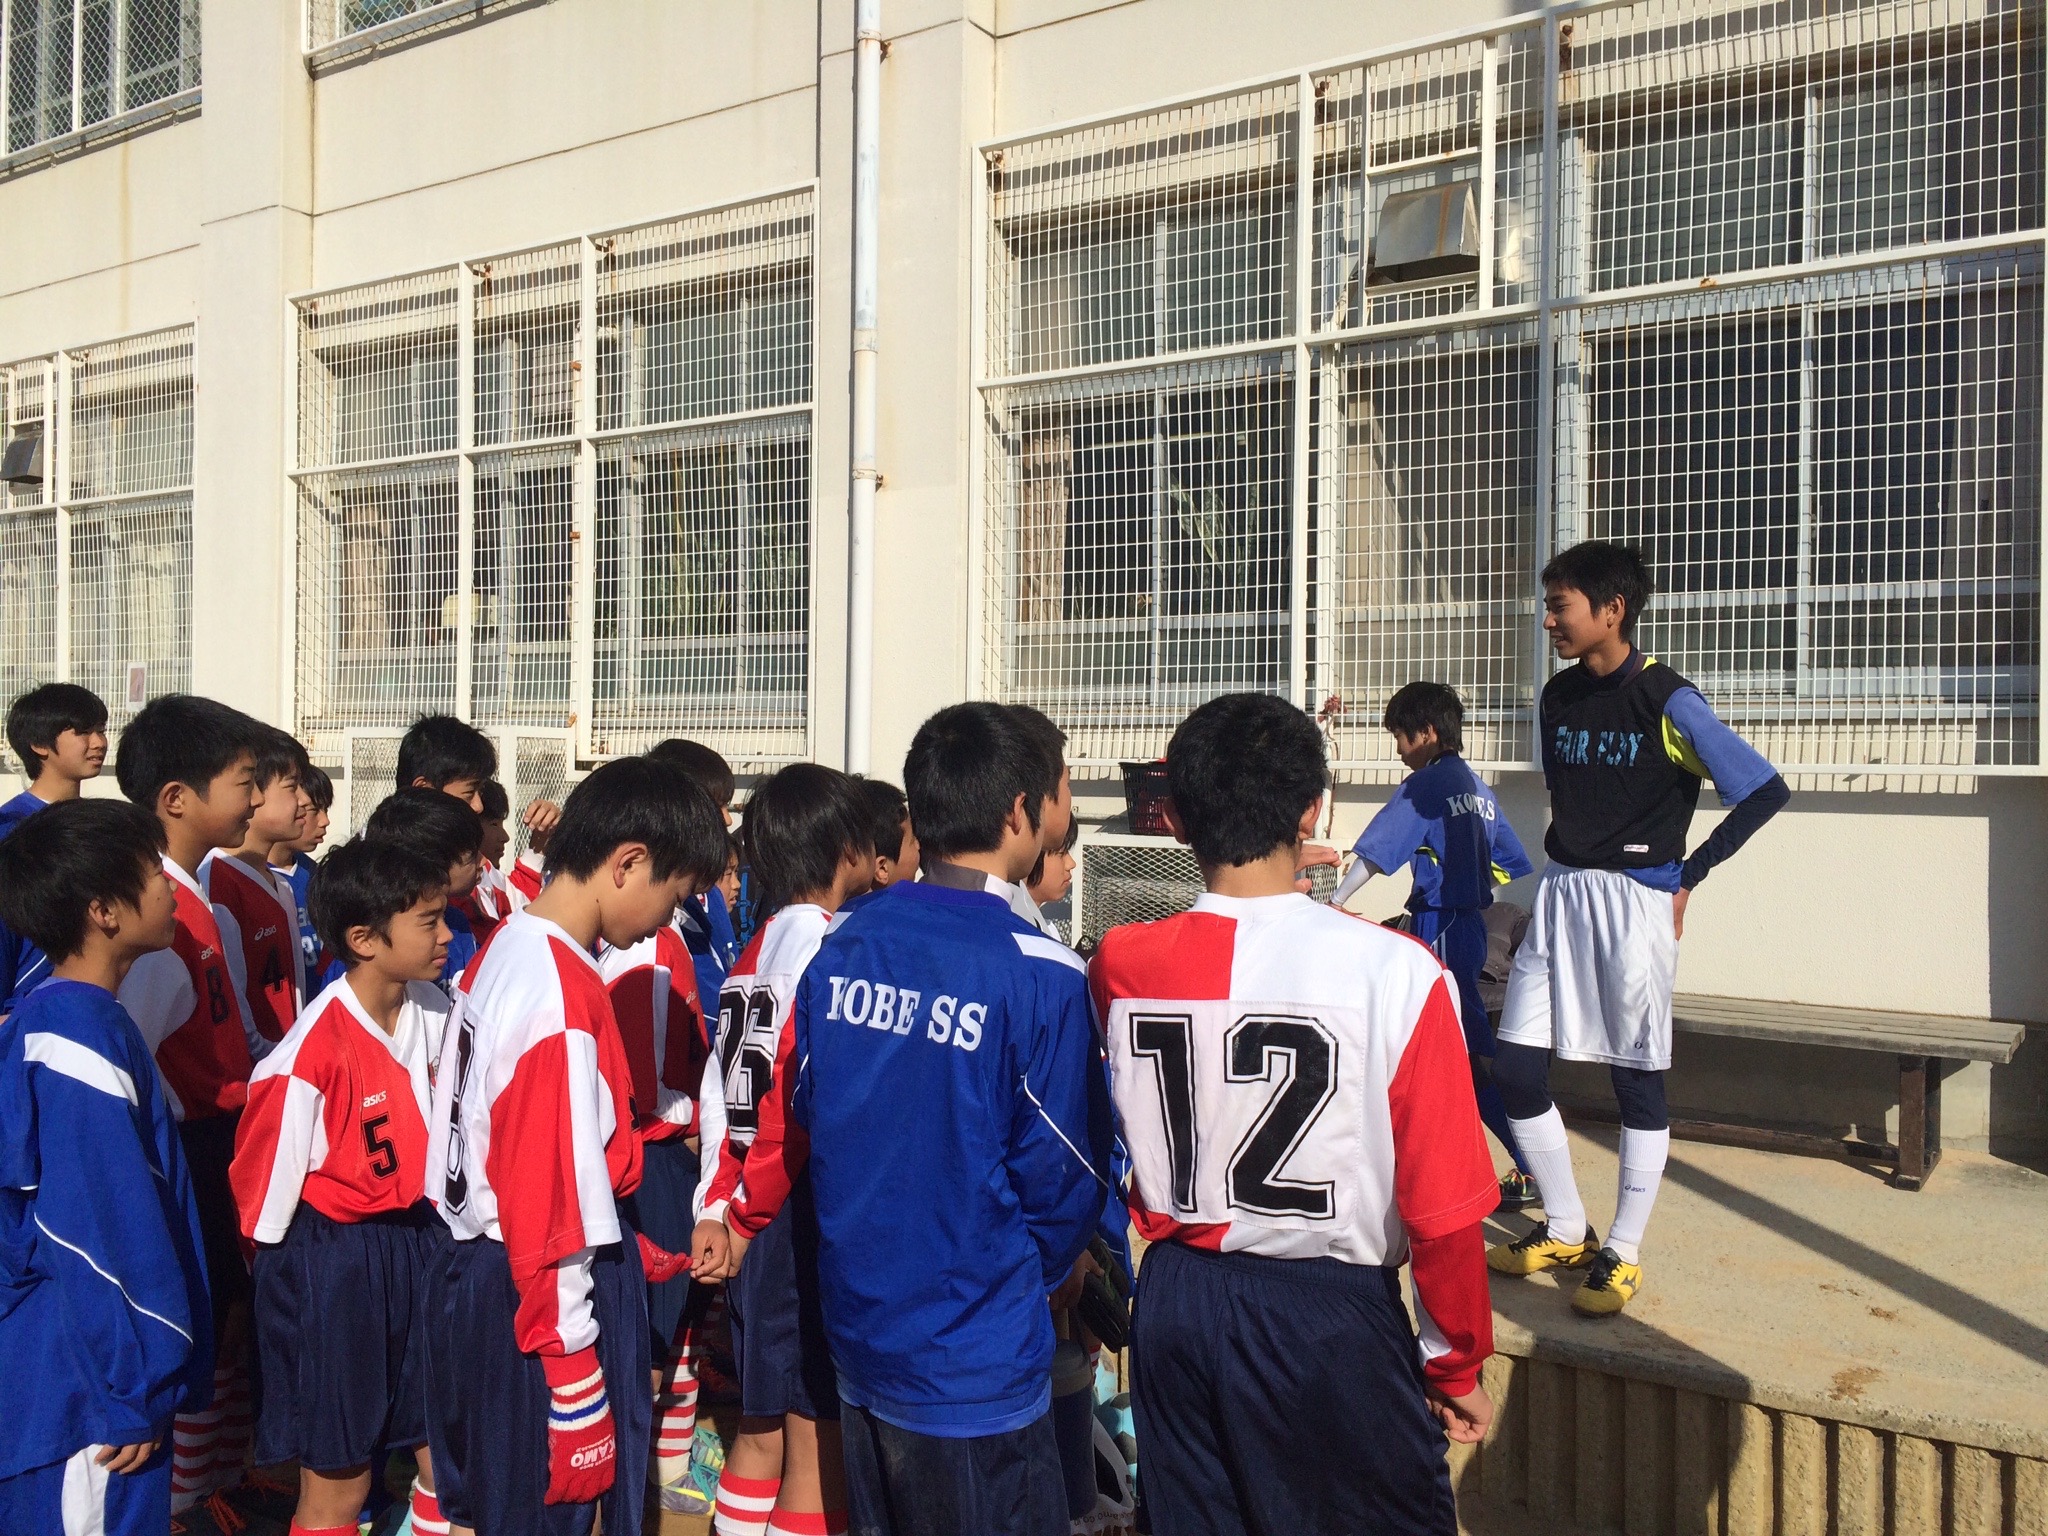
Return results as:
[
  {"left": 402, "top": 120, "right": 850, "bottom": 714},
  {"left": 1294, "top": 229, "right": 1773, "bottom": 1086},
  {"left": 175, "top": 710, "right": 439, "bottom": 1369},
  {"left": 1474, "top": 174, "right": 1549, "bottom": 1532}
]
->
[
  {"left": 1486, "top": 1220, "right": 1601, "bottom": 1277},
  {"left": 1571, "top": 1247, "right": 1643, "bottom": 1316}
]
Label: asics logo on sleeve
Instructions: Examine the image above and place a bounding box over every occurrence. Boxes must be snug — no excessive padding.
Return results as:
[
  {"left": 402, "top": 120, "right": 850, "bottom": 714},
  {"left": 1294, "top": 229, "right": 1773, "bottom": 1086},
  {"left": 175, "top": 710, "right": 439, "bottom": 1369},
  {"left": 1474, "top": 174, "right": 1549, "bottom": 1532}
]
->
[{"left": 824, "top": 974, "right": 984, "bottom": 1052}]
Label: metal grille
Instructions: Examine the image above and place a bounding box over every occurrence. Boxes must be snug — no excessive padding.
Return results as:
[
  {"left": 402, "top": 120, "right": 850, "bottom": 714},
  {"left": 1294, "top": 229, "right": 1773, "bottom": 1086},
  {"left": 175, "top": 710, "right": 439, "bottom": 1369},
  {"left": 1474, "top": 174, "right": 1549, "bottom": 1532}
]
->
[
  {"left": 2, "top": 0, "right": 200, "bottom": 160},
  {"left": 295, "top": 191, "right": 815, "bottom": 767},
  {"left": 507, "top": 730, "right": 571, "bottom": 858},
  {"left": 982, "top": 0, "right": 2047, "bottom": 776},
  {"left": 343, "top": 731, "right": 401, "bottom": 842},
  {"left": 303, "top": 0, "right": 525, "bottom": 57},
  {"left": 1075, "top": 835, "right": 1338, "bottom": 949},
  {"left": 0, "top": 326, "right": 193, "bottom": 729}
]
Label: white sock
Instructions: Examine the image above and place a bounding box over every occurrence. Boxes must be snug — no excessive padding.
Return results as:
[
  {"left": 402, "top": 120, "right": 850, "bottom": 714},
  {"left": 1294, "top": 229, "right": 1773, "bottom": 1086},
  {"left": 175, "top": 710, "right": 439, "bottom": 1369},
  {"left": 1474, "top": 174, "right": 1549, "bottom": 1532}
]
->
[
  {"left": 1509, "top": 1108, "right": 1588, "bottom": 1245},
  {"left": 1607, "top": 1127, "right": 1670, "bottom": 1265}
]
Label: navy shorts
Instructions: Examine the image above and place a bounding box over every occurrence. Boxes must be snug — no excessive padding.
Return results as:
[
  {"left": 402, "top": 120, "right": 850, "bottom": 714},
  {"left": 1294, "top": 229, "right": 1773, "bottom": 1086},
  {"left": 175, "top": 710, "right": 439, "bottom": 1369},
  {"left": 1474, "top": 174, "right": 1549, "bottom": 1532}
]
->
[
  {"left": 424, "top": 1231, "right": 651, "bottom": 1536},
  {"left": 1415, "top": 908, "right": 1494, "bottom": 1058},
  {"left": 1130, "top": 1241, "right": 1455, "bottom": 1536},
  {"left": 839, "top": 1401, "right": 1065, "bottom": 1536},
  {"left": 727, "top": 1177, "right": 837, "bottom": 1421},
  {"left": 0, "top": 1444, "right": 171, "bottom": 1536},
  {"left": 620, "top": 1135, "right": 699, "bottom": 1354},
  {"left": 251, "top": 1202, "right": 439, "bottom": 1471},
  {"left": 179, "top": 1111, "right": 249, "bottom": 1330}
]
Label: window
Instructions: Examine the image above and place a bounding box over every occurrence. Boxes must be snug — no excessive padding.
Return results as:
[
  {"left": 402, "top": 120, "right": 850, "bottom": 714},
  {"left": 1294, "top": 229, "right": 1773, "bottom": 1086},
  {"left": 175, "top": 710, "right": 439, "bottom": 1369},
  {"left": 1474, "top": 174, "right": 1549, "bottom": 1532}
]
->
[
  {"left": 293, "top": 191, "right": 815, "bottom": 768},
  {"left": 982, "top": 0, "right": 2043, "bottom": 775},
  {"left": 303, "top": 0, "right": 529, "bottom": 67},
  {"left": 2, "top": 0, "right": 200, "bottom": 161},
  {"left": 0, "top": 326, "right": 195, "bottom": 725}
]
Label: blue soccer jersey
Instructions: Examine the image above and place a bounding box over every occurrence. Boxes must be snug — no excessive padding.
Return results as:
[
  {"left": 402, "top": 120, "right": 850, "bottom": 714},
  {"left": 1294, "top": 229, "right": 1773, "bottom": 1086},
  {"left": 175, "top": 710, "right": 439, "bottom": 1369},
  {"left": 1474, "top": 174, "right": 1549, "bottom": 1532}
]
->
[
  {"left": 0, "top": 794, "right": 51, "bottom": 1017},
  {"left": 0, "top": 979, "right": 214, "bottom": 1475},
  {"left": 1352, "top": 754, "right": 1534, "bottom": 914}
]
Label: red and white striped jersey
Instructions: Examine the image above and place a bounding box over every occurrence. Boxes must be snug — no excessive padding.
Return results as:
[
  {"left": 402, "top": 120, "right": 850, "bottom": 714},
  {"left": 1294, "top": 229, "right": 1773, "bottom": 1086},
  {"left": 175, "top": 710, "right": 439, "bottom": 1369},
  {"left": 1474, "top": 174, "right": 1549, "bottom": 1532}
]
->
[
  {"left": 597, "top": 920, "right": 709, "bottom": 1141},
  {"left": 1090, "top": 892, "right": 1496, "bottom": 1264},
  {"left": 425, "top": 910, "right": 642, "bottom": 1357},
  {"left": 228, "top": 975, "right": 443, "bottom": 1242},
  {"left": 695, "top": 904, "right": 830, "bottom": 1230},
  {"left": 117, "top": 856, "right": 256, "bottom": 1121},
  {"left": 465, "top": 855, "right": 539, "bottom": 945},
  {"left": 204, "top": 851, "right": 303, "bottom": 1050}
]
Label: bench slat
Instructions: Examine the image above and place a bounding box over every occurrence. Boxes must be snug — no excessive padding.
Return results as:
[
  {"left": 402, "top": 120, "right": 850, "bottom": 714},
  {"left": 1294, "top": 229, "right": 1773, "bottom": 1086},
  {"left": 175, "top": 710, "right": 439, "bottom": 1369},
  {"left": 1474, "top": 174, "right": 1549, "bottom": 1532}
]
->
[{"left": 1671, "top": 994, "right": 2027, "bottom": 1064}]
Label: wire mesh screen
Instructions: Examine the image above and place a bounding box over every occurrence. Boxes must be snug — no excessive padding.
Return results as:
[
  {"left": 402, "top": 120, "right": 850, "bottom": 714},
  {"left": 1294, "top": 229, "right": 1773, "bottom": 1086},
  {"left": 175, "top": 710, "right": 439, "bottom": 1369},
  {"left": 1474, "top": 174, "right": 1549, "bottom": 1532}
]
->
[
  {"left": 0, "top": 506, "right": 56, "bottom": 703},
  {"left": 295, "top": 193, "right": 815, "bottom": 762},
  {"left": 68, "top": 494, "right": 191, "bottom": 720},
  {"left": 304, "top": 0, "right": 524, "bottom": 54},
  {"left": 1, "top": 357, "right": 49, "bottom": 514},
  {"left": 984, "top": 0, "right": 2047, "bottom": 775},
  {"left": 3, "top": 0, "right": 201, "bottom": 157},
  {"left": 344, "top": 732, "right": 403, "bottom": 844},
  {"left": 1076, "top": 837, "right": 1337, "bottom": 949},
  {"left": 507, "top": 731, "right": 571, "bottom": 859},
  {"left": 983, "top": 353, "right": 1293, "bottom": 764},
  {"left": 594, "top": 415, "right": 811, "bottom": 752},
  {"left": 985, "top": 82, "right": 1299, "bottom": 379},
  {"left": 68, "top": 327, "right": 194, "bottom": 501}
]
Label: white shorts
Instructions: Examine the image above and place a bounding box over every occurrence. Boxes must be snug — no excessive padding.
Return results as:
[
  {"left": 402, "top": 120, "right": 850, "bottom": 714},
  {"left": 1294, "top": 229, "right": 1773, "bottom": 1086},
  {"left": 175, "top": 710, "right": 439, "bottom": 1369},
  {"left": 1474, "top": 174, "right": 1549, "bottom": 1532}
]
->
[{"left": 1496, "top": 864, "right": 1677, "bottom": 1071}]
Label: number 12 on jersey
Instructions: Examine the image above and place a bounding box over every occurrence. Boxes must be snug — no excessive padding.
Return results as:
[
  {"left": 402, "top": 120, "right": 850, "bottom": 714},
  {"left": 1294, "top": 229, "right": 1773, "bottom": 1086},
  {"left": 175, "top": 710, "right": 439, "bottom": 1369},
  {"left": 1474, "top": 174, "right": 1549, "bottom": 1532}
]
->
[{"left": 1124, "top": 1009, "right": 1342, "bottom": 1223}]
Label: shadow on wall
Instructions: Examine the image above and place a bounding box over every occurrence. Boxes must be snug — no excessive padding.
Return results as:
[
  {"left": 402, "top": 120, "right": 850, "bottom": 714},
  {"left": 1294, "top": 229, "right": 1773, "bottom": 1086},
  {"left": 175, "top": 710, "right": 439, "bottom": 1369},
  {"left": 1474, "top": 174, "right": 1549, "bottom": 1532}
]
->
[{"left": 1984, "top": 778, "right": 2048, "bottom": 1166}]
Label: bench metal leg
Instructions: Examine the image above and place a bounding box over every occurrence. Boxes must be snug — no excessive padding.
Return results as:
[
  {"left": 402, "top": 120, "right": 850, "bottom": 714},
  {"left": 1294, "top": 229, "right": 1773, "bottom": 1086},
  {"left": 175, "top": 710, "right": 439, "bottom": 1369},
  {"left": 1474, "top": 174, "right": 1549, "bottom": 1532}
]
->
[{"left": 1894, "top": 1055, "right": 1943, "bottom": 1191}]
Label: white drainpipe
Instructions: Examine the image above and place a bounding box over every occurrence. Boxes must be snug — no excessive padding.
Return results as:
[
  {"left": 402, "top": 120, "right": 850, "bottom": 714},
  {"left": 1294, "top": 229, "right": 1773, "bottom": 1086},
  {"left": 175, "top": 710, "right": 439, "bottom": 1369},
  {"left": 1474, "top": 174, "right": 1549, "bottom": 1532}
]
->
[{"left": 846, "top": 0, "right": 882, "bottom": 773}]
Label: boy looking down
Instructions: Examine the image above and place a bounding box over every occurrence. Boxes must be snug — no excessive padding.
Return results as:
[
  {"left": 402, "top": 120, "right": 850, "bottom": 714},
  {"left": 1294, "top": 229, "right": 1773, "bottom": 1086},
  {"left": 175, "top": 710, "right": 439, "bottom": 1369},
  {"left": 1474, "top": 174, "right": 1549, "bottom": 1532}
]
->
[
  {"left": 423, "top": 756, "right": 717, "bottom": 1536},
  {"left": 1093, "top": 692, "right": 1498, "bottom": 1536},
  {"left": 0, "top": 800, "right": 213, "bottom": 1536}
]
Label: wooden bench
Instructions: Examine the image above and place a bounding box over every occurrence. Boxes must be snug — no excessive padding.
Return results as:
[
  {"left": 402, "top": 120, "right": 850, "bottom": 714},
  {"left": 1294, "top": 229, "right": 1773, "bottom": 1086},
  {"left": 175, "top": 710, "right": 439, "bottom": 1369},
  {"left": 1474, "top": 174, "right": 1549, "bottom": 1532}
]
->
[{"left": 1559, "top": 995, "right": 2028, "bottom": 1191}]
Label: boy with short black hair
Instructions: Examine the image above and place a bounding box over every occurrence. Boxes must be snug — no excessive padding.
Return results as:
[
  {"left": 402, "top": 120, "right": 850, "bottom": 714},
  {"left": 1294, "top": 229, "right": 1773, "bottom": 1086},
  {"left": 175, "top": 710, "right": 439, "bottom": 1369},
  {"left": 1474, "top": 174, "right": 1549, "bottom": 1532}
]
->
[
  {"left": 229, "top": 837, "right": 454, "bottom": 1536},
  {"left": 0, "top": 682, "right": 111, "bottom": 1017},
  {"left": 1, "top": 680, "right": 109, "bottom": 834},
  {"left": 357, "top": 787, "right": 487, "bottom": 988},
  {"left": 0, "top": 799, "right": 214, "bottom": 1536},
  {"left": 1487, "top": 541, "right": 1789, "bottom": 1315},
  {"left": 1093, "top": 692, "right": 1496, "bottom": 1535},
  {"left": 272, "top": 762, "right": 333, "bottom": 1001},
  {"left": 648, "top": 738, "right": 743, "bottom": 1002},
  {"left": 853, "top": 776, "right": 919, "bottom": 890},
  {"left": 398, "top": 716, "right": 556, "bottom": 939},
  {"left": 206, "top": 727, "right": 310, "bottom": 1052},
  {"left": 690, "top": 763, "right": 875, "bottom": 1536},
  {"left": 1330, "top": 680, "right": 1539, "bottom": 1209},
  {"left": 716, "top": 704, "right": 1112, "bottom": 1536},
  {"left": 114, "top": 693, "right": 269, "bottom": 1510},
  {"left": 424, "top": 756, "right": 721, "bottom": 1536}
]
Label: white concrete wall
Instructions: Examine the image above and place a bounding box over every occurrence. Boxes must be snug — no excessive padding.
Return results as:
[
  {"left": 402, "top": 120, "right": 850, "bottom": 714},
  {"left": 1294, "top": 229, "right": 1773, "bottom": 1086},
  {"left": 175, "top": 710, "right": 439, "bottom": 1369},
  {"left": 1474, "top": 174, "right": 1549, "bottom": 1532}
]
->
[{"left": 0, "top": 0, "right": 2043, "bottom": 1093}]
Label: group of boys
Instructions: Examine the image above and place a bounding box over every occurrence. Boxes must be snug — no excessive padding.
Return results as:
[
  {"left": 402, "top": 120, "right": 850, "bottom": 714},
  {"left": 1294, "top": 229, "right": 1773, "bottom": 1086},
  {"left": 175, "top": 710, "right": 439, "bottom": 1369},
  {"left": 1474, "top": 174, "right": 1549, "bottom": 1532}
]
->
[{"left": 0, "top": 538, "right": 1787, "bottom": 1536}]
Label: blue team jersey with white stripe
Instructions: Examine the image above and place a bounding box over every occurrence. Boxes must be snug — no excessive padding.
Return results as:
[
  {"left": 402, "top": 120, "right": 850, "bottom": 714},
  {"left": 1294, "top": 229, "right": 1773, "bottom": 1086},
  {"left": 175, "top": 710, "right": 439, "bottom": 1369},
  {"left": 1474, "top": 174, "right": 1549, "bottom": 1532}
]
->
[
  {"left": 0, "top": 794, "right": 51, "bottom": 1017},
  {"left": 0, "top": 979, "right": 213, "bottom": 1474},
  {"left": 790, "top": 881, "right": 1113, "bottom": 1437},
  {"left": 1352, "top": 753, "right": 1534, "bottom": 913}
]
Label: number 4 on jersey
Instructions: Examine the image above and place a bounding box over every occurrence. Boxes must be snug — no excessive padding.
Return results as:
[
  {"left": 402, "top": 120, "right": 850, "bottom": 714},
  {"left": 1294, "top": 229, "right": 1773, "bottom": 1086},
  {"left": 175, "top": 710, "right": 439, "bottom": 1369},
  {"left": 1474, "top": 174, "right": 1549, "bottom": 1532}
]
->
[{"left": 1130, "top": 1011, "right": 1339, "bottom": 1221}]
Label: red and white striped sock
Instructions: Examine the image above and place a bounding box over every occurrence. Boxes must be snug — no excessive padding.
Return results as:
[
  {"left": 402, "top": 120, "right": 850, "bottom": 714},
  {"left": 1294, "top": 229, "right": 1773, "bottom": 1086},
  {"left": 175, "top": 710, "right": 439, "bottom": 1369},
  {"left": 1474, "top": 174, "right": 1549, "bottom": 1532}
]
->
[
  {"left": 169, "top": 1402, "right": 222, "bottom": 1511},
  {"left": 652, "top": 1327, "right": 701, "bottom": 1485},
  {"left": 211, "top": 1360, "right": 251, "bottom": 1488},
  {"left": 713, "top": 1470, "right": 781, "bottom": 1536},
  {"left": 407, "top": 1477, "right": 450, "bottom": 1536},
  {"left": 766, "top": 1510, "right": 848, "bottom": 1536}
]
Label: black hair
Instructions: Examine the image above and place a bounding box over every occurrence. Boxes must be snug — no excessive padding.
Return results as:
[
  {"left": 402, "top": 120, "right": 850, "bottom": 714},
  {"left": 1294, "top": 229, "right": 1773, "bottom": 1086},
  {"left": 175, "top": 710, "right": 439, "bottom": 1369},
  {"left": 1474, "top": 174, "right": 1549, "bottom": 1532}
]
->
[
  {"left": 646, "top": 738, "right": 736, "bottom": 810},
  {"left": 544, "top": 756, "right": 729, "bottom": 886},
  {"left": 395, "top": 714, "right": 498, "bottom": 791},
  {"left": 1006, "top": 705, "right": 1070, "bottom": 807},
  {"left": 0, "top": 798, "right": 164, "bottom": 961},
  {"left": 904, "top": 702, "right": 1050, "bottom": 866},
  {"left": 852, "top": 776, "right": 909, "bottom": 863},
  {"left": 1541, "top": 540, "right": 1653, "bottom": 640},
  {"left": 7, "top": 683, "right": 108, "bottom": 777},
  {"left": 250, "top": 726, "right": 311, "bottom": 791},
  {"left": 1382, "top": 681, "right": 1465, "bottom": 757},
  {"left": 1166, "top": 693, "right": 1328, "bottom": 868},
  {"left": 364, "top": 786, "right": 485, "bottom": 871},
  {"left": 301, "top": 762, "right": 334, "bottom": 813},
  {"left": 478, "top": 779, "right": 510, "bottom": 822},
  {"left": 309, "top": 836, "right": 450, "bottom": 966},
  {"left": 114, "top": 694, "right": 266, "bottom": 811},
  {"left": 740, "top": 763, "right": 870, "bottom": 913}
]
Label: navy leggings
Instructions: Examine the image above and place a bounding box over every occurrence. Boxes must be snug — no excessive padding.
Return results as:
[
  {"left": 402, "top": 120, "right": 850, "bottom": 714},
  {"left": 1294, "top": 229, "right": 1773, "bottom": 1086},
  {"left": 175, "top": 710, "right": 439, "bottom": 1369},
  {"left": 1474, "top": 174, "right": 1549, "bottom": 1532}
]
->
[{"left": 1492, "top": 1041, "right": 1669, "bottom": 1132}]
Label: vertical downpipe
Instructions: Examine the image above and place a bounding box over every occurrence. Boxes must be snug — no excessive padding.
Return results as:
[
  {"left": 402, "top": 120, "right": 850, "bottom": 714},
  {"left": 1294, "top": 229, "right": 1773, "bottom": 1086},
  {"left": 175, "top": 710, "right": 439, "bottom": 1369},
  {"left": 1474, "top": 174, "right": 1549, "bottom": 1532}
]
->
[{"left": 846, "top": 0, "right": 883, "bottom": 773}]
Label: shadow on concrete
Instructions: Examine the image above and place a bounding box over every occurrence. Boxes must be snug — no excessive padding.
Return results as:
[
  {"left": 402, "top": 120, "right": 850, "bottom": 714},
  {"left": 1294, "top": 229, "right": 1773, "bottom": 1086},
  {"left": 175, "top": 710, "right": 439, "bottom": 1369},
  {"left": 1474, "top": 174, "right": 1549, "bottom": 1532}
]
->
[{"left": 1662, "top": 1157, "right": 2048, "bottom": 1367}]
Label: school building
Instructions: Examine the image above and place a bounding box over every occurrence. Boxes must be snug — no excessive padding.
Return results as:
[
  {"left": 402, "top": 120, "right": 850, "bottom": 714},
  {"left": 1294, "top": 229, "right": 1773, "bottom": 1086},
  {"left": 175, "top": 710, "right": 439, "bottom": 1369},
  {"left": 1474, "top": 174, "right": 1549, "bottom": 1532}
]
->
[{"left": 0, "top": 0, "right": 2041, "bottom": 1163}]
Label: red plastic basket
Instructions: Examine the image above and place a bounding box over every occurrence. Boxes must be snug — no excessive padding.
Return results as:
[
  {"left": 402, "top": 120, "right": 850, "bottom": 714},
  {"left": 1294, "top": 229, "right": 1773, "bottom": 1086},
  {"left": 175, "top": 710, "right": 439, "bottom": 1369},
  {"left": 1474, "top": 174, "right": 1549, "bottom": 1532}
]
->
[{"left": 1119, "top": 760, "right": 1175, "bottom": 836}]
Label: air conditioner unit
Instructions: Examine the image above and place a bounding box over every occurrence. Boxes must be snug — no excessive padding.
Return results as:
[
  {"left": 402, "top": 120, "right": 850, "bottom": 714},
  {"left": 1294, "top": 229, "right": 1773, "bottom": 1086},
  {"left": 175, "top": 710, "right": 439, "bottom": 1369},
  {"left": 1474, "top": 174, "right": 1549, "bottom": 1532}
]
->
[
  {"left": 1371, "top": 183, "right": 1481, "bottom": 284},
  {"left": 1, "top": 426, "right": 44, "bottom": 485}
]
